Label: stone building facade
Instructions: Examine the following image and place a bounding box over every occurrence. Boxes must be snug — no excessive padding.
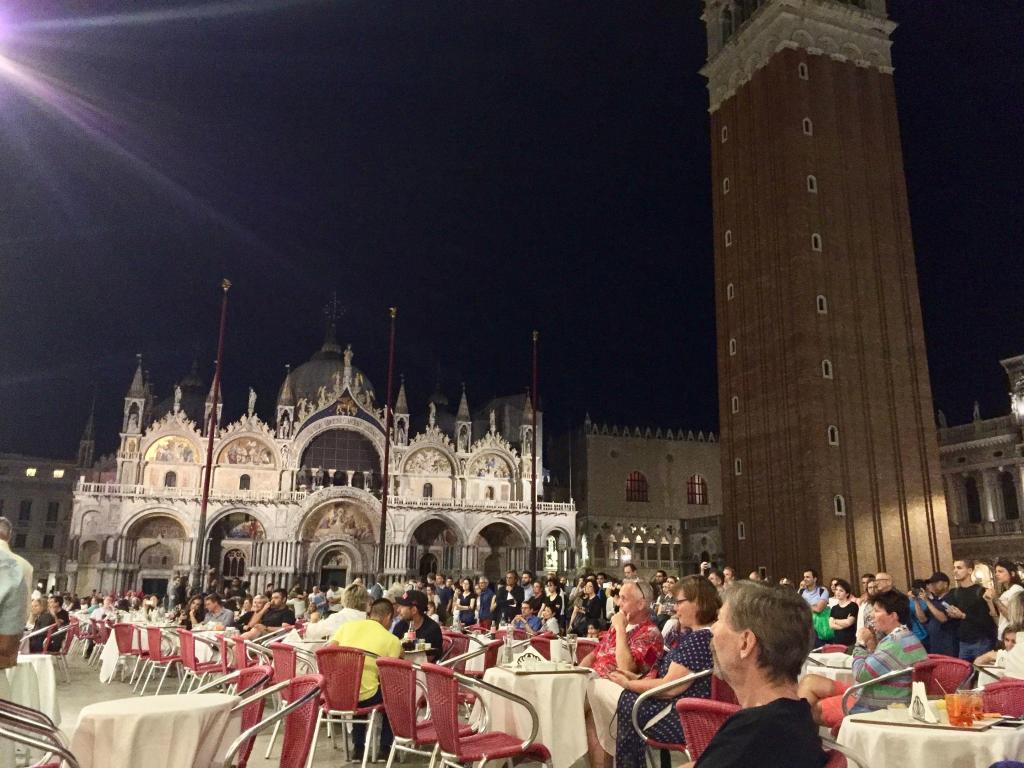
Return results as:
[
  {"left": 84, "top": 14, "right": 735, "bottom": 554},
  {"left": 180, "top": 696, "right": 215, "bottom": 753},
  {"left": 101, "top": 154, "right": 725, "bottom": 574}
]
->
[
  {"left": 68, "top": 322, "right": 574, "bottom": 597},
  {"left": 565, "top": 417, "right": 722, "bottom": 578},
  {"left": 939, "top": 355, "right": 1024, "bottom": 561},
  {"left": 702, "top": 0, "right": 951, "bottom": 585}
]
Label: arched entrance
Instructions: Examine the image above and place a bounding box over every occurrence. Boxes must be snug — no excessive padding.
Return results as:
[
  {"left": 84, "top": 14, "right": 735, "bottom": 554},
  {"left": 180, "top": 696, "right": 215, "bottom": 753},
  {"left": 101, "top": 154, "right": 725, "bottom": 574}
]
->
[
  {"left": 317, "top": 548, "right": 351, "bottom": 589},
  {"left": 125, "top": 514, "right": 187, "bottom": 596},
  {"left": 301, "top": 500, "right": 375, "bottom": 587},
  {"left": 411, "top": 518, "right": 460, "bottom": 574},
  {"left": 473, "top": 522, "right": 527, "bottom": 583},
  {"left": 206, "top": 511, "right": 264, "bottom": 590}
]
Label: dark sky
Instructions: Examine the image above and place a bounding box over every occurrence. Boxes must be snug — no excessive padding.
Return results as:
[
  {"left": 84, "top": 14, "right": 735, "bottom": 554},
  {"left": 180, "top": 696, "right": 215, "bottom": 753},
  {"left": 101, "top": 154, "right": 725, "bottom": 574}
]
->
[{"left": 1, "top": 1, "right": 1022, "bottom": 460}]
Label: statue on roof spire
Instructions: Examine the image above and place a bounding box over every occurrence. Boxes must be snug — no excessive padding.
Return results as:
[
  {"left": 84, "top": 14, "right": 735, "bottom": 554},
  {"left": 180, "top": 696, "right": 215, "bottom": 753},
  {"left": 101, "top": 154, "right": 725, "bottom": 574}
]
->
[
  {"left": 173, "top": 385, "right": 182, "bottom": 414},
  {"left": 248, "top": 387, "right": 257, "bottom": 416}
]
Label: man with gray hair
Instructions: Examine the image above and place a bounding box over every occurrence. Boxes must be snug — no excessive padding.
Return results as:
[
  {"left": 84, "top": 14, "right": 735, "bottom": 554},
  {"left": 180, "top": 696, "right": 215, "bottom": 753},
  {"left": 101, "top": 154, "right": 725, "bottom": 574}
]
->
[
  {"left": 0, "top": 516, "right": 32, "bottom": 621},
  {"left": 685, "top": 581, "right": 826, "bottom": 768}
]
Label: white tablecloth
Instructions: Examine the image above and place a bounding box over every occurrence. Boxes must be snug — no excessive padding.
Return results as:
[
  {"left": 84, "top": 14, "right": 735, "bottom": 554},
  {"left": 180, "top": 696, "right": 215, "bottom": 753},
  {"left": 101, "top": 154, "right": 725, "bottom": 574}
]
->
[
  {"left": 99, "top": 625, "right": 214, "bottom": 683},
  {"left": 838, "top": 708, "right": 1024, "bottom": 768},
  {"left": 6, "top": 654, "right": 60, "bottom": 726},
  {"left": 801, "top": 652, "right": 855, "bottom": 684},
  {"left": 71, "top": 693, "right": 240, "bottom": 768},
  {"left": 477, "top": 666, "right": 590, "bottom": 767}
]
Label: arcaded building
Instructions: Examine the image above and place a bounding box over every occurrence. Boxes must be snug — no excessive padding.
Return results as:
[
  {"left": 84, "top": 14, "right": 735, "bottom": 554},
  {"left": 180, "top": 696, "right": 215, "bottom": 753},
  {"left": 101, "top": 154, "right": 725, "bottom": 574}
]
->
[
  {"left": 702, "top": 0, "right": 951, "bottom": 584},
  {"left": 67, "top": 322, "right": 574, "bottom": 597}
]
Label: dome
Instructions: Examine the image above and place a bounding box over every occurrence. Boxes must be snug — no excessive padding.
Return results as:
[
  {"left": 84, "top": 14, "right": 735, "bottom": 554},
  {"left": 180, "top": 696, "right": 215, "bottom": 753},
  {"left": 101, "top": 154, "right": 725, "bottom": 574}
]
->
[{"left": 282, "top": 326, "right": 375, "bottom": 408}]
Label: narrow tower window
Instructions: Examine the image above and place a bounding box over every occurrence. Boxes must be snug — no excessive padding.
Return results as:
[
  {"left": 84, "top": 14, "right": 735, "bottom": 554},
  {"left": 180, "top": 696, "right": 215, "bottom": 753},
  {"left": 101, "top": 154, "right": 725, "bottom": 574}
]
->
[
  {"left": 802, "top": 117, "right": 814, "bottom": 136},
  {"left": 734, "top": 458, "right": 743, "bottom": 476},
  {"left": 811, "top": 233, "right": 822, "bottom": 251},
  {"left": 737, "top": 521, "right": 746, "bottom": 540},
  {"left": 725, "top": 229, "right": 733, "bottom": 246},
  {"left": 731, "top": 395, "right": 740, "bottom": 414},
  {"left": 164, "top": 471, "right": 177, "bottom": 488},
  {"left": 723, "top": 177, "right": 731, "bottom": 194},
  {"left": 729, "top": 338, "right": 737, "bottom": 356},
  {"left": 827, "top": 425, "right": 840, "bottom": 446},
  {"left": 798, "top": 62, "right": 809, "bottom": 80},
  {"left": 721, "top": 125, "right": 729, "bottom": 143},
  {"left": 807, "top": 175, "right": 818, "bottom": 193},
  {"left": 238, "top": 474, "right": 251, "bottom": 491},
  {"left": 816, "top": 295, "right": 829, "bottom": 314},
  {"left": 727, "top": 283, "right": 735, "bottom": 300},
  {"left": 833, "top": 495, "right": 846, "bottom": 516},
  {"left": 821, "top": 359, "right": 834, "bottom": 379}
]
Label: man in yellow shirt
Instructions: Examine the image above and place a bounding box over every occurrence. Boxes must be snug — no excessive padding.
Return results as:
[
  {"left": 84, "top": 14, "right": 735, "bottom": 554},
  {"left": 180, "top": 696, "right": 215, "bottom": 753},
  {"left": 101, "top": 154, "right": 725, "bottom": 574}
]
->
[{"left": 330, "top": 597, "right": 403, "bottom": 759}]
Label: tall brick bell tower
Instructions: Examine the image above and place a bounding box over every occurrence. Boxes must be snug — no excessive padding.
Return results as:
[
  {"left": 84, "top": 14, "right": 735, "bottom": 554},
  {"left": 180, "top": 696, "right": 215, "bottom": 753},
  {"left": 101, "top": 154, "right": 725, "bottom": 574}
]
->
[{"left": 701, "top": 0, "right": 952, "bottom": 585}]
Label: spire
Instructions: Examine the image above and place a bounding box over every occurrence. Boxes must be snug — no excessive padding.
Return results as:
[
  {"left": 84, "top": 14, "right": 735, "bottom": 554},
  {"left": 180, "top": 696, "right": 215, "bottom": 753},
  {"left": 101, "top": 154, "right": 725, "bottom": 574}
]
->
[
  {"left": 523, "top": 387, "right": 534, "bottom": 418},
  {"left": 395, "top": 375, "right": 409, "bottom": 415},
  {"left": 127, "top": 354, "right": 146, "bottom": 398},
  {"left": 206, "top": 371, "right": 222, "bottom": 404},
  {"left": 428, "top": 362, "right": 448, "bottom": 407},
  {"left": 78, "top": 393, "right": 96, "bottom": 468},
  {"left": 277, "top": 364, "right": 296, "bottom": 406},
  {"left": 82, "top": 393, "right": 96, "bottom": 440},
  {"left": 456, "top": 383, "right": 470, "bottom": 421}
]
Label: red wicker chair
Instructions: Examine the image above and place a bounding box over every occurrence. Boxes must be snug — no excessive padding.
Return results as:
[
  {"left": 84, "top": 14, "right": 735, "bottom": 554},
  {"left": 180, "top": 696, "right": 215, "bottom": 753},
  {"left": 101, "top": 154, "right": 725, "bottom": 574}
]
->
[
  {"left": 263, "top": 642, "right": 301, "bottom": 759},
  {"left": 711, "top": 674, "right": 739, "bottom": 704},
  {"left": 421, "top": 662, "right": 552, "bottom": 768},
  {"left": 306, "top": 645, "right": 383, "bottom": 768},
  {"left": 675, "top": 698, "right": 740, "bottom": 762},
  {"left": 176, "top": 629, "right": 221, "bottom": 693},
  {"left": 88, "top": 621, "right": 111, "bottom": 666},
  {"left": 913, "top": 657, "right": 973, "bottom": 696},
  {"left": 529, "top": 635, "right": 553, "bottom": 660},
  {"left": 109, "top": 623, "right": 148, "bottom": 684},
  {"left": 441, "top": 631, "right": 471, "bottom": 671},
  {"left": 982, "top": 678, "right": 1024, "bottom": 717},
  {"left": 234, "top": 636, "right": 255, "bottom": 669},
  {"left": 45, "top": 625, "right": 75, "bottom": 683},
  {"left": 573, "top": 637, "right": 599, "bottom": 664},
  {"left": 820, "top": 644, "right": 849, "bottom": 654},
  {"left": 137, "top": 626, "right": 182, "bottom": 695},
  {"left": 462, "top": 639, "right": 503, "bottom": 680}
]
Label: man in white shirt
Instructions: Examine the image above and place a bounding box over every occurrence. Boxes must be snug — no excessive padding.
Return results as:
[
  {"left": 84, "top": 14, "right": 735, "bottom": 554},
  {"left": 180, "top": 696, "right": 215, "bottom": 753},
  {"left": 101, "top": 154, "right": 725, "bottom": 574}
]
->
[
  {"left": 0, "top": 517, "right": 32, "bottom": 622},
  {"left": 325, "top": 581, "right": 345, "bottom": 613}
]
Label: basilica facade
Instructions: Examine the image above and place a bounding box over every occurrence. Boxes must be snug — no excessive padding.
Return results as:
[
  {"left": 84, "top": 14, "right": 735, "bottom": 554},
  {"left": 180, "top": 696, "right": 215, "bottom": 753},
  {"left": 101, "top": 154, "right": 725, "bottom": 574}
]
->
[{"left": 67, "top": 325, "right": 575, "bottom": 597}]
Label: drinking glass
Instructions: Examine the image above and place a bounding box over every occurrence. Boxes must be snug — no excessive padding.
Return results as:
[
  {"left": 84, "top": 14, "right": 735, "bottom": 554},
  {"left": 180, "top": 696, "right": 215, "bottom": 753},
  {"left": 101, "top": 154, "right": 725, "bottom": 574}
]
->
[{"left": 945, "top": 693, "right": 964, "bottom": 726}]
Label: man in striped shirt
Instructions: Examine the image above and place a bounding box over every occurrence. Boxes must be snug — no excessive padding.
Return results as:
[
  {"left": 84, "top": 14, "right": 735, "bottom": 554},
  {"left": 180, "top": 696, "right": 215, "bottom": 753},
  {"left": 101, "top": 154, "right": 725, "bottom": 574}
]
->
[{"left": 799, "top": 590, "right": 926, "bottom": 729}]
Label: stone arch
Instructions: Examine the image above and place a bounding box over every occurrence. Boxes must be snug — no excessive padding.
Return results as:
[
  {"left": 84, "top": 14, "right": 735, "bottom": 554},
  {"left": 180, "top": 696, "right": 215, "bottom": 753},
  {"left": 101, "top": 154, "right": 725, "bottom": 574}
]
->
[
  {"left": 288, "top": 415, "right": 385, "bottom": 470},
  {"left": 407, "top": 513, "right": 467, "bottom": 548},
  {"left": 791, "top": 29, "right": 814, "bottom": 48},
  {"left": 300, "top": 499, "right": 377, "bottom": 544},
  {"left": 206, "top": 506, "right": 273, "bottom": 537},
  {"left": 840, "top": 42, "right": 862, "bottom": 60},
  {"left": 141, "top": 433, "right": 202, "bottom": 464},
  {"left": 121, "top": 507, "right": 190, "bottom": 539},
  {"left": 466, "top": 517, "right": 529, "bottom": 549},
  {"left": 295, "top": 486, "right": 390, "bottom": 541},
  {"left": 470, "top": 520, "right": 529, "bottom": 584},
  {"left": 399, "top": 444, "right": 458, "bottom": 475},
  {"left": 308, "top": 538, "right": 365, "bottom": 582}
]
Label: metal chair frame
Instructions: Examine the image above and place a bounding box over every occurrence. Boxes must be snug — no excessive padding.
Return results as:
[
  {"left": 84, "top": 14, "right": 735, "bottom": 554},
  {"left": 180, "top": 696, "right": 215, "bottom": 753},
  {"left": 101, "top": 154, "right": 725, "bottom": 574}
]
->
[
  {"left": 305, "top": 645, "right": 382, "bottom": 768},
  {"left": 220, "top": 676, "right": 324, "bottom": 768},
  {"left": 840, "top": 666, "right": 915, "bottom": 716},
  {"left": 820, "top": 736, "right": 868, "bottom": 768},
  {"left": 629, "top": 669, "right": 713, "bottom": 762},
  {"left": 0, "top": 700, "right": 75, "bottom": 768},
  {"left": 376, "top": 658, "right": 445, "bottom": 768}
]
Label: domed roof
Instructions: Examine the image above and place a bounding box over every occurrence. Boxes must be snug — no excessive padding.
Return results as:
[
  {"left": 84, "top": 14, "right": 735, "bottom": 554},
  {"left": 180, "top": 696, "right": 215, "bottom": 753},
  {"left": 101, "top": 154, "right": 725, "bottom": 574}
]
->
[{"left": 281, "top": 324, "right": 375, "bottom": 408}]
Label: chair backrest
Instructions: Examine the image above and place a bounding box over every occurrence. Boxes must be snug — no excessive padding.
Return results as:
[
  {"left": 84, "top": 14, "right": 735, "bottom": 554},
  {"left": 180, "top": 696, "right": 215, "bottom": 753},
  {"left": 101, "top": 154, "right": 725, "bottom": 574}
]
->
[
  {"left": 480, "top": 639, "right": 503, "bottom": 671},
  {"left": 95, "top": 622, "right": 111, "bottom": 645},
  {"left": 377, "top": 657, "right": 421, "bottom": 741},
  {"left": 823, "top": 749, "right": 848, "bottom": 768},
  {"left": 675, "top": 698, "right": 740, "bottom": 762},
  {"left": 178, "top": 629, "right": 198, "bottom": 670},
  {"left": 821, "top": 644, "right": 848, "bottom": 654},
  {"left": 711, "top": 674, "right": 739, "bottom": 705},
  {"left": 574, "top": 638, "right": 598, "bottom": 664},
  {"left": 529, "top": 636, "right": 552, "bottom": 660},
  {"left": 279, "top": 675, "right": 325, "bottom": 768},
  {"left": 983, "top": 679, "right": 1024, "bottom": 717},
  {"left": 235, "top": 664, "right": 273, "bottom": 768},
  {"left": 268, "top": 642, "right": 298, "bottom": 687},
  {"left": 53, "top": 624, "right": 75, "bottom": 657},
  {"left": 217, "top": 634, "right": 233, "bottom": 674},
  {"left": 234, "top": 636, "right": 254, "bottom": 669},
  {"left": 145, "top": 627, "right": 171, "bottom": 663},
  {"left": 112, "top": 623, "right": 136, "bottom": 654},
  {"left": 314, "top": 645, "right": 367, "bottom": 712},
  {"left": 441, "top": 632, "right": 470, "bottom": 670},
  {"left": 912, "top": 657, "right": 973, "bottom": 696},
  {"left": 421, "top": 663, "right": 466, "bottom": 757}
]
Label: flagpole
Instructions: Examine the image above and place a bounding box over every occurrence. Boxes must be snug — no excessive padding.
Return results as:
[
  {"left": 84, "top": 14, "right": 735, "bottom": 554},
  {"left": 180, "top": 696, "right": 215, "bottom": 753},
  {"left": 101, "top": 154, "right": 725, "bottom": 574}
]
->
[
  {"left": 194, "top": 278, "right": 231, "bottom": 591},
  {"left": 530, "top": 330, "right": 538, "bottom": 574},
  {"left": 377, "top": 307, "right": 397, "bottom": 580}
]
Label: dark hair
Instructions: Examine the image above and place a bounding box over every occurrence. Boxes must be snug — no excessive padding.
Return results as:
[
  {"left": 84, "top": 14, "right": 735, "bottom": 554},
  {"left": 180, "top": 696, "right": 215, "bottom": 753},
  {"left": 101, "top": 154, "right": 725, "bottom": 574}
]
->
[
  {"left": 369, "top": 598, "right": 394, "bottom": 621},
  {"left": 860, "top": 573, "right": 875, "bottom": 581},
  {"left": 910, "top": 579, "right": 928, "bottom": 591},
  {"left": 205, "top": 593, "right": 222, "bottom": 605},
  {"left": 270, "top": 588, "right": 287, "bottom": 600},
  {"left": 872, "top": 589, "right": 911, "bottom": 625},
  {"left": 724, "top": 581, "right": 812, "bottom": 684},
  {"left": 996, "top": 559, "right": 1023, "bottom": 590},
  {"left": 676, "top": 575, "right": 722, "bottom": 625},
  {"left": 955, "top": 558, "right": 976, "bottom": 570},
  {"left": 803, "top": 568, "right": 819, "bottom": 580},
  {"left": 833, "top": 578, "right": 853, "bottom": 596}
]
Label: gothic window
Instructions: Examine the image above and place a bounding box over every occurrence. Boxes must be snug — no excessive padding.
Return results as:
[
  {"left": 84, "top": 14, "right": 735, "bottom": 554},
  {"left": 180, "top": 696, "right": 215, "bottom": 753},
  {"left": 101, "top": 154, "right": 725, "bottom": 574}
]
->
[
  {"left": 721, "top": 8, "right": 733, "bottom": 45},
  {"left": 46, "top": 502, "right": 59, "bottom": 522},
  {"left": 723, "top": 177, "right": 731, "bottom": 194},
  {"left": 688, "top": 474, "right": 709, "bottom": 505},
  {"left": 802, "top": 117, "right": 814, "bottom": 136},
  {"left": 734, "top": 458, "right": 743, "bottom": 476},
  {"left": 737, "top": 521, "right": 746, "bottom": 540},
  {"left": 816, "top": 295, "right": 828, "bottom": 314},
  {"left": 729, "top": 338, "right": 737, "bottom": 356},
  {"left": 798, "top": 62, "right": 809, "bottom": 80},
  {"left": 822, "top": 359, "right": 834, "bottom": 379},
  {"left": 731, "top": 395, "right": 739, "bottom": 414},
  {"left": 833, "top": 495, "right": 847, "bottom": 516},
  {"left": 807, "top": 175, "right": 818, "bottom": 193},
  {"left": 727, "top": 283, "right": 735, "bottom": 300},
  {"left": 164, "top": 471, "right": 177, "bottom": 488},
  {"left": 827, "top": 425, "right": 840, "bottom": 446},
  {"left": 721, "top": 124, "right": 729, "bottom": 143},
  {"left": 626, "top": 471, "right": 649, "bottom": 502},
  {"left": 223, "top": 548, "right": 246, "bottom": 578},
  {"left": 423, "top": 482, "right": 433, "bottom": 498},
  {"left": 811, "top": 233, "right": 822, "bottom": 251},
  {"left": 238, "top": 474, "right": 251, "bottom": 491},
  {"left": 485, "top": 486, "right": 495, "bottom": 501},
  {"left": 964, "top": 476, "right": 982, "bottom": 523},
  {"left": 19, "top": 500, "right": 31, "bottom": 521},
  {"left": 1001, "top": 471, "right": 1019, "bottom": 520},
  {"left": 725, "top": 229, "right": 733, "bottom": 246}
]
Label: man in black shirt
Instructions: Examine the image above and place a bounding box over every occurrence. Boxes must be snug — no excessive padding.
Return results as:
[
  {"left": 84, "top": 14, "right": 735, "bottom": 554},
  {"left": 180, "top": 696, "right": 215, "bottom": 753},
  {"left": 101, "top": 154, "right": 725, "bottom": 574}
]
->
[
  {"left": 689, "top": 581, "right": 828, "bottom": 768},
  {"left": 241, "top": 589, "right": 295, "bottom": 640},
  {"left": 494, "top": 571, "right": 525, "bottom": 624},
  {"left": 945, "top": 558, "right": 997, "bottom": 662},
  {"left": 391, "top": 590, "right": 443, "bottom": 661}
]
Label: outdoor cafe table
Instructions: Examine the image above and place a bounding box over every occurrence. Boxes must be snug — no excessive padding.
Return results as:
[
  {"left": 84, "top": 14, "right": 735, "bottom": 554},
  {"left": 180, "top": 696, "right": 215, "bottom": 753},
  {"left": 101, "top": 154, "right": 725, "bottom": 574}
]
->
[
  {"left": 837, "top": 707, "right": 1024, "bottom": 768},
  {"left": 474, "top": 665, "right": 590, "bottom": 768},
  {"left": 71, "top": 693, "right": 240, "bottom": 768},
  {"left": 98, "top": 623, "right": 212, "bottom": 683},
  {"left": 6, "top": 654, "right": 60, "bottom": 725},
  {"left": 800, "top": 652, "right": 855, "bottom": 684}
]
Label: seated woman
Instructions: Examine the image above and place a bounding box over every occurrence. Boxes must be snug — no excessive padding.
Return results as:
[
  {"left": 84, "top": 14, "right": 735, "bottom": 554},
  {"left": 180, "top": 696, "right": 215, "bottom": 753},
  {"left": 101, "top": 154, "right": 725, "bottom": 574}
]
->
[
  {"left": 27, "top": 598, "right": 56, "bottom": 654},
  {"left": 587, "top": 576, "right": 720, "bottom": 768}
]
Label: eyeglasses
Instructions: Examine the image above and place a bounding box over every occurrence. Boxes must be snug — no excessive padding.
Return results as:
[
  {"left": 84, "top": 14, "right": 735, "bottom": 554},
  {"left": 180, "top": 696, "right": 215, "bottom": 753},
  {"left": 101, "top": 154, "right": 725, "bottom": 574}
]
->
[{"left": 675, "top": 597, "right": 690, "bottom": 605}]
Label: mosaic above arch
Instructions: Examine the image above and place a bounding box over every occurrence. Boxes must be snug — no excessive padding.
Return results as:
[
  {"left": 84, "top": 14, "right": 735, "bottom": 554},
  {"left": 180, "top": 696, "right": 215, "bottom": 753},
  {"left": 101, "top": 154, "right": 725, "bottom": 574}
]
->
[
  {"left": 404, "top": 447, "right": 454, "bottom": 475},
  {"left": 145, "top": 436, "right": 200, "bottom": 464},
  {"left": 468, "top": 453, "right": 512, "bottom": 479},
  {"left": 218, "top": 437, "right": 275, "bottom": 466},
  {"left": 303, "top": 502, "right": 374, "bottom": 543}
]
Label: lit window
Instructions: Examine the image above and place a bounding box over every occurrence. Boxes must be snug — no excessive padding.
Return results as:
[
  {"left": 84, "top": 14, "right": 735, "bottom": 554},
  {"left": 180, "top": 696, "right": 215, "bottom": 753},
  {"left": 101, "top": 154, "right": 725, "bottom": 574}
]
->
[
  {"left": 727, "top": 283, "right": 735, "bottom": 300},
  {"left": 721, "top": 125, "right": 728, "bottom": 143},
  {"left": 687, "top": 474, "right": 709, "bottom": 505},
  {"left": 802, "top": 117, "right": 813, "bottom": 136},
  {"left": 822, "top": 359, "right": 834, "bottom": 379},
  {"left": 807, "top": 175, "right": 818, "bottom": 193},
  {"left": 725, "top": 229, "right": 733, "bottom": 246},
  {"left": 734, "top": 458, "right": 742, "bottom": 476},
  {"left": 798, "top": 62, "right": 809, "bottom": 80},
  {"left": 827, "top": 425, "right": 840, "bottom": 446},
  {"left": 52, "top": 469, "right": 65, "bottom": 478},
  {"left": 816, "top": 295, "right": 828, "bottom": 314},
  {"left": 25, "top": 467, "right": 37, "bottom": 477},
  {"left": 811, "top": 233, "right": 822, "bottom": 251},
  {"left": 833, "top": 495, "right": 846, "bottom": 516},
  {"left": 626, "top": 471, "right": 649, "bottom": 502},
  {"left": 729, "top": 338, "right": 737, "bottom": 356},
  {"left": 723, "top": 177, "right": 731, "bottom": 194}
]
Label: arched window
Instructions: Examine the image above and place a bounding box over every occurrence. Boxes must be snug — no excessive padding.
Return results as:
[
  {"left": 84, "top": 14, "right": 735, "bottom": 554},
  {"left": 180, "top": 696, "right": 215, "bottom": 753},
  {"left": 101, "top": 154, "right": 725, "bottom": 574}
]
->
[
  {"left": 811, "top": 232, "right": 822, "bottom": 251},
  {"left": 163, "top": 471, "right": 176, "bottom": 488},
  {"left": 238, "top": 474, "right": 251, "bottom": 491},
  {"left": 1001, "top": 472, "right": 1019, "bottom": 520},
  {"left": 725, "top": 229, "right": 733, "bottom": 246},
  {"left": 626, "top": 471, "right": 649, "bottom": 502},
  {"left": 802, "top": 117, "right": 814, "bottom": 136},
  {"left": 688, "top": 474, "right": 709, "bottom": 505},
  {"left": 737, "top": 521, "right": 746, "bottom": 540},
  {"left": 721, "top": 124, "right": 729, "bottom": 143},
  {"left": 833, "top": 495, "right": 846, "bottom": 516},
  {"left": 485, "top": 486, "right": 495, "bottom": 501},
  {"left": 964, "top": 476, "right": 982, "bottom": 523},
  {"left": 423, "top": 482, "right": 433, "bottom": 498},
  {"left": 816, "top": 295, "right": 829, "bottom": 314},
  {"left": 807, "top": 175, "right": 818, "bottom": 193},
  {"left": 798, "top": 62, "right": 809, "bottom": 80},
  {"left": 729, "top": 338, "right": 737, "bottom": 356},
  {"left": 731, "top": 395, "right": 740, "bottom": 414},
  {"left": 721, "top": 8, "right": 733, "bottom": 45},
  {"left": 734, "top": 458, "right": 743, "bottom": 476},
  {"left": 827, "top": 425, "right": 840, "bottom": 446},
  {"left": 722, "top": 177, "right": 731, "bottom": 195},
  {"left": 727, "top": 282, "right": 735, "bottom": 300},
  {"left": 822, "top": 359, "right": 834, "bottom": 379}
]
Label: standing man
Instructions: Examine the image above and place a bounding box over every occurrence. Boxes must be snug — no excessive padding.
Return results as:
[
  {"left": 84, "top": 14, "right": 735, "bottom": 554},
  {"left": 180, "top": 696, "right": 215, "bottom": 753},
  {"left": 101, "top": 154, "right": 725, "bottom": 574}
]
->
[
  {"left": 799, "top": 569, "right": 829, "bottom": 644},
  {"left": 622, "top": 562, "right": 639, "bottom": 582},
  {"left": 477, "top": 577, "right": 495, "bottom": 629},
  {"left": 0, "top": 517, "right": 32, "bottom": 620},
  {"left": 0, "top": 531, "right": 30, "bottom": 767},
  {"left": 392, "top": 590, "right": 443, "bottom": 660},
  {"left": 520, "top": 570, "right": 535, "bottom": 601},
  {"left": 946, "top": 558, "right": 997, "bottom": 662},
  {"left": 434, "top": 573, "right": 453, "bottom": 621},
  {"left": 857, "top": 574, "right": 875, "bottom": 604},
  {"left": 921, "top": 572, "right": 958, "bottom": 656},
  {"left": 495, "top": 570, "right": 524, "bottom": 624},
  {"left": 325, "top": 580, "right": 344, "bottom": 613}
]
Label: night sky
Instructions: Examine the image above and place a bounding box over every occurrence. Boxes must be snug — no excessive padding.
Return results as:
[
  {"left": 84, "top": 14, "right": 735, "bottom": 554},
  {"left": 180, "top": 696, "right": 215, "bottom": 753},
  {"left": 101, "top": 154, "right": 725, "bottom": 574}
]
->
[{"left": 1, "top": 1, "right": 1022, "bottom": 460}]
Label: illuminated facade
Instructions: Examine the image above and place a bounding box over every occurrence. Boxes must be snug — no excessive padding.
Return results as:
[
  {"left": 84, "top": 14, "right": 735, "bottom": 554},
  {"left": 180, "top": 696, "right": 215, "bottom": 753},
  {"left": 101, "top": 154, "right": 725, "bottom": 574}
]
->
[{"left": 67, "top": 322, "right": 573, "bottom": 596}]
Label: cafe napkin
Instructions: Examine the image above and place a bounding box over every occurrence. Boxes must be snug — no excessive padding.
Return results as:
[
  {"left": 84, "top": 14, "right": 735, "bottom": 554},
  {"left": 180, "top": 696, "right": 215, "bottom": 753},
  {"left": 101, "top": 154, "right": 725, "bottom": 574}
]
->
[{"left": 909, "top": 681, "right": 938, "bottom": 723}]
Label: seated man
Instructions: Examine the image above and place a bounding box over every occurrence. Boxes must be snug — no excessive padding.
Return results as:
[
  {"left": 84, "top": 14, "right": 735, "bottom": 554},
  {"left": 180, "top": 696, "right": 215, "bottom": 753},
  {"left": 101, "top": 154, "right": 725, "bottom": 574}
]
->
[
  {"left": 391, "top": 590, "right": 443, "bottom": 661},
  {"left": 331, "top": 598, "right": 403, "bottom": 759},
  {"left": 799, "top": 589, "right": 926, "bottom": 729},
  {"left": 579, "top": 580, "right": 661, "bottom": 678},
  {"left": 240, "top": 589, "right": 295, "bottom": 640},
  {"left": 511, "top": 601, "right": 542, "bottom": 635},
  {"left": 684, "top": 581, "right": 825, "bottom": 768},
  {"left": 202, "top": 593, "right": 234, "bottom": 629}
]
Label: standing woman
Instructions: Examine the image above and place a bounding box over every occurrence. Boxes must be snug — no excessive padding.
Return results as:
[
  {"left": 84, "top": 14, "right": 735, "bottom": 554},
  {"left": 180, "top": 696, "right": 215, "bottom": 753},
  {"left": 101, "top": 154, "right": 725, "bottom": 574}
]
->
[
  {"left": 456, "top": 577, "right": 476, "bottom": 626},
  {"left": 987, "top": 559, "right": 1024, "bottom": 639},
  {"left": 828, "top": 579, "right": 859, "bottom": 647}
]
